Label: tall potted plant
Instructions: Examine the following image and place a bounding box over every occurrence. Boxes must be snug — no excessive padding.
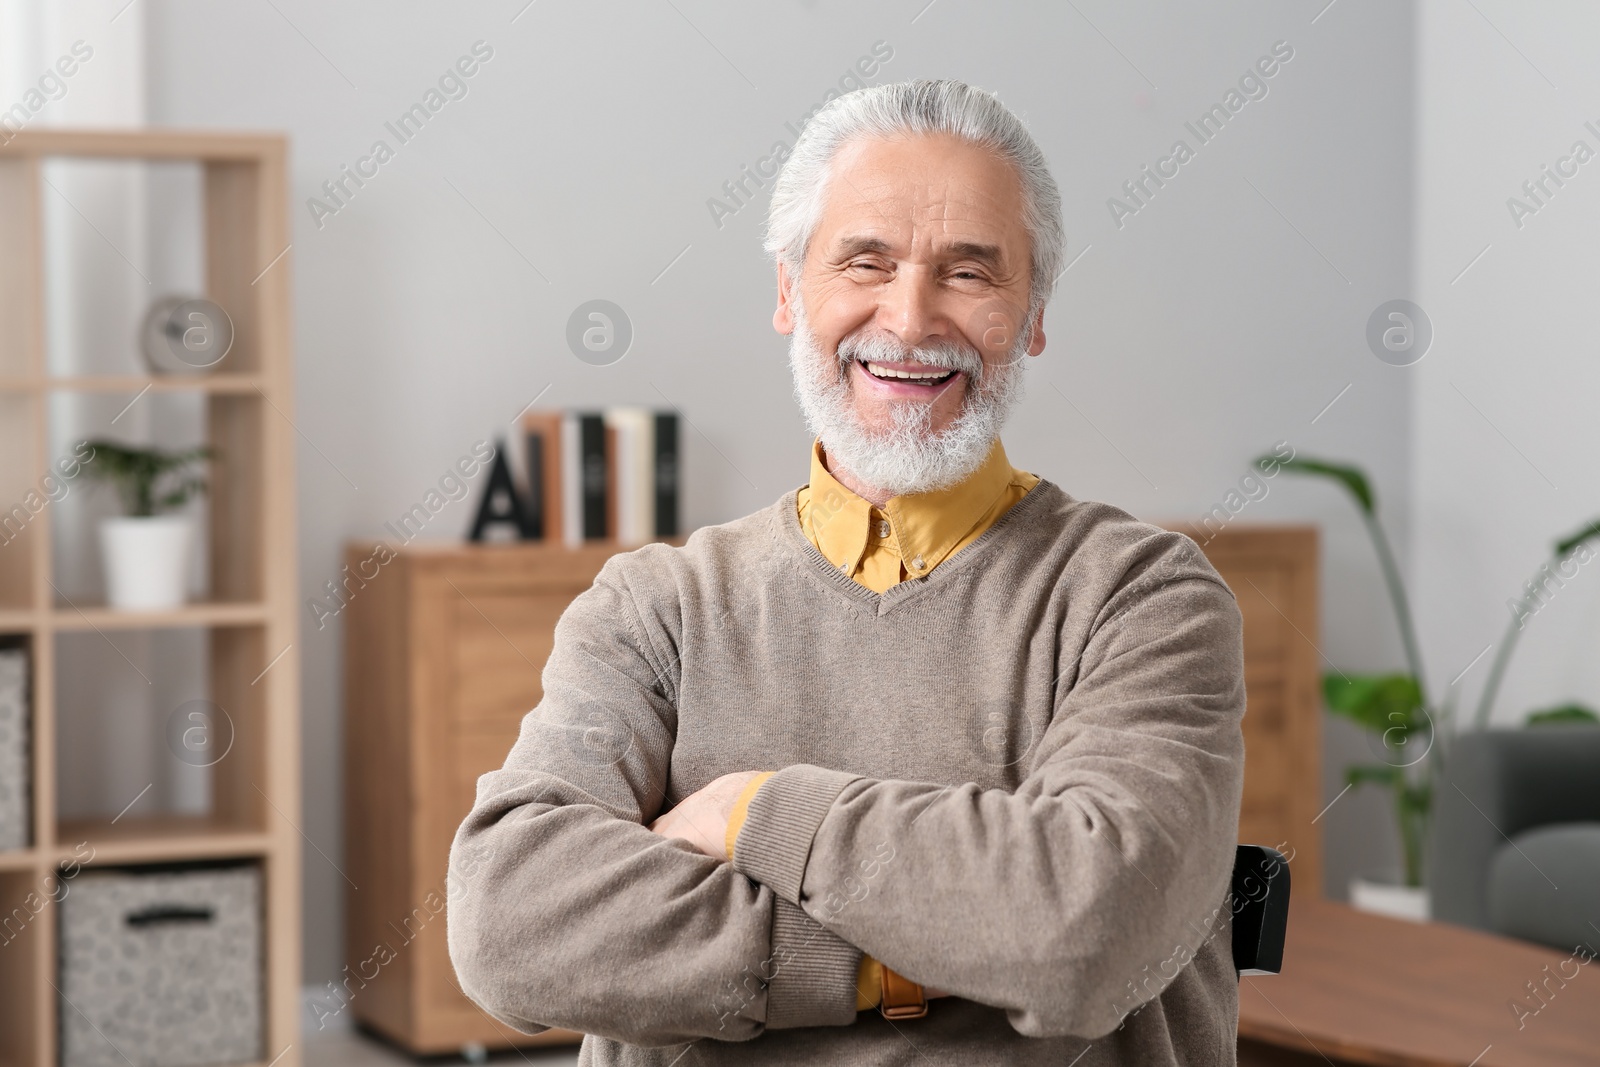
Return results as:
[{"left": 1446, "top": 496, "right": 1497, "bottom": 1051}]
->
[
  {"left": 82, "top": 440, "right": 213, "bottom": 610},
  {"left": 1261, "top": 456, "right": 1600, "bottom": 917},
  {"left": 1257, "top": 455, "right": 1437, "bottom": 919}
]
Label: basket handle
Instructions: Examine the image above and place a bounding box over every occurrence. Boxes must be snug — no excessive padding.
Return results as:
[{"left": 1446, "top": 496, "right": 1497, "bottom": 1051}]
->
[{"left": 124, "top": 904, "right": 215, "bottom": 928}]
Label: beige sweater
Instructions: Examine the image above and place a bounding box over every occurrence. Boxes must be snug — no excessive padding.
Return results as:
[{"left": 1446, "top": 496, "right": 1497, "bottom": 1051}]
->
[{"left": 447, "top": 481, "right": 1247, "bottom": 1065}]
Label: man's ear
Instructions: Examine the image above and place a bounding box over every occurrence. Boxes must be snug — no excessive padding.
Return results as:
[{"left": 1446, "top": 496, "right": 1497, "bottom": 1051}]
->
[
  {"left": 1025, "top": 302, "right": 1047, "bottom": 357},
  {"left": 773, "top": 260, "right": 796, "bottom": 335}
]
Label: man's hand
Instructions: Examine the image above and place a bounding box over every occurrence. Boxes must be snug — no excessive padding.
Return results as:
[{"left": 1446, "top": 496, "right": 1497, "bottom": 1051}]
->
[
  {"left": 648, "top": 770, "right": 765, "bottom": 862},
  {"left": 652, "top": 772, "right": 957, "bottom": 1003}
]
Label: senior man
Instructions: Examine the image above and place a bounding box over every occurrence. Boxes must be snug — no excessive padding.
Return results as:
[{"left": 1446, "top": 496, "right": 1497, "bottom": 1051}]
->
[{"left": 449, "top": 79, "right": 1246, "bottom": 1065}]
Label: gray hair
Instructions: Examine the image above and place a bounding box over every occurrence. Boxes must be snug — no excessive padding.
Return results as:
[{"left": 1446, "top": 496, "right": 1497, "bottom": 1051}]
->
[{"left": 764, "top": 78, "right": 1066, "bottom": 316}]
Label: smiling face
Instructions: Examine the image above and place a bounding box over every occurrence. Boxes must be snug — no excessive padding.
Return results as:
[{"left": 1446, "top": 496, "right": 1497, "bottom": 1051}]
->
[{"left": 775, "top": 132, "right": 1047, "bottom": 498}]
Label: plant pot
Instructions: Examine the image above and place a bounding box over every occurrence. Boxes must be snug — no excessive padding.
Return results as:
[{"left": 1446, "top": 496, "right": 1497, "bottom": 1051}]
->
[
  {"left": 1349, "top": 876, "right": 1431, "bottom": 923},
  {"left": 98, "top": 516, "right": 193, "bottom": 610}
]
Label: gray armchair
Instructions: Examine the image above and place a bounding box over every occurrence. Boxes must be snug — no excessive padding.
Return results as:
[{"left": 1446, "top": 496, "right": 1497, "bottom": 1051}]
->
[{"left": 1431, "top": 726, "right": 1600, "bottom": 951}]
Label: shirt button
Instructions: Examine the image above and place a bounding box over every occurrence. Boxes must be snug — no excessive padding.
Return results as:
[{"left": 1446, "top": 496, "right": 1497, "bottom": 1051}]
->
[
  {"left": 911, "top": 556, "right": 925, "bottom": 571},
  {"left": 878, "top": 520, "right": 890, "bottom": 538}
]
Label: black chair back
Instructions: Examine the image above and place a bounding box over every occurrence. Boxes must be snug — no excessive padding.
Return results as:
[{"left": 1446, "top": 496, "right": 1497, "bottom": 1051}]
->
[{"left": 1232, "top": 844, "right": 1290, "bottom": 977}]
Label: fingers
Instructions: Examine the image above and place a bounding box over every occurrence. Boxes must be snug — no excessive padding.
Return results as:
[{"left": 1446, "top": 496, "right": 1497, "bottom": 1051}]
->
[
  {"left": 647, "top": 802, "right": 725, "bottom": 860},
  {"left": 645, "top": 771, "right": 763, "bottom": 860}
]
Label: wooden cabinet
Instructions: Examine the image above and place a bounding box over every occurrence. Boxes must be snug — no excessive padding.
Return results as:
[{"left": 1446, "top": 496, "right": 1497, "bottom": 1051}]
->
[
  {"left": 341, "top": 525, "right": 1319, "bottom": 1053},
  {"left": 1170, "top": 524, "right": 1323, "bottom": 898},
  {"left": 341, "top": 540, "right": 626, "bottom": 1053}
]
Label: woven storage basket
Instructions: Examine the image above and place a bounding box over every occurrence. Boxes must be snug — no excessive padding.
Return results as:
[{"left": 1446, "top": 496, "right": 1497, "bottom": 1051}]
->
[{"left": 59, "top": 863, "right": 263, "bottom": 1067}]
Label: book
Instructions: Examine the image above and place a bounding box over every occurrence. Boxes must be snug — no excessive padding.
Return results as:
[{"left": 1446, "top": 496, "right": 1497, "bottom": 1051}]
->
[
  {"left": 523, "top": 434, "right": 544, "bottom": 539},
  {"left": 604, "top": 407, "right": 655, "bottom": 546},
  {"left": 561, "top": 413, "right": 582, "bottom": 547},
  {"left": 515, "top": 406, "right": 682, "bottom": 545},
  {"left": 604, "top": 424, "right": 618, "bottom": 541},
  {"left": 578, "top": 412, "right": 608, "bottom": 541},
  {"left": 518, "top": 409, "right": 566, "bottom": 542},
  {"left": 653, "top": 411, "right": 680, "bottom": 539}
]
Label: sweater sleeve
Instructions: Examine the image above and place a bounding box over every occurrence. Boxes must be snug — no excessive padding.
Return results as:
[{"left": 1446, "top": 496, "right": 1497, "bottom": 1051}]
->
[
  {"left": 446, "top": 570, "right": 863, "bottom": 1046},
  {"left": 728, "top": 774, "right": 884, "bottom": 1012},
  {"left": 729, "top": 571, "right": 1246, "bottom": 1041},
  {"left": 724, "top": 771, "right": 775, "bottom": 859}
]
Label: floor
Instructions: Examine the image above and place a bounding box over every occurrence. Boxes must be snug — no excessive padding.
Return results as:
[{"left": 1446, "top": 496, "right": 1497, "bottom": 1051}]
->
[{"left": 305, "top": 1030, "right": 580, "bottom": 1067}]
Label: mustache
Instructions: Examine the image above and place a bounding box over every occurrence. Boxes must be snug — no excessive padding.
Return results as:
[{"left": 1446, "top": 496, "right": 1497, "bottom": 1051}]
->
[{"left": 835, "top": 329, "right": 985, "bottom": 381}]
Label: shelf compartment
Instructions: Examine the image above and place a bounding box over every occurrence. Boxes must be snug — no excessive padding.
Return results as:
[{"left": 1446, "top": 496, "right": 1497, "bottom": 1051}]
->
[
  {"left": 0, "top": 157, "right": 42, "bottom": 380},
  {"left": 54, "top": 625, "right": 273, "bottom": 844},
  {"left": 49, "top": 599, "right": 268, "bottom": 631},
  {"left": 56, "top": 814, "right": 271, "bottom": 866},
  {"left": 0, "top": 393, "right": 43, "bottom": 611},
  {"left": 45, "top": 391, "right": 268, "bottom": 613},
  {"left": 0, "top": 849, "right": 35, "bottom": 871},
  {"left": 0, "top": 611, "right": 38, "bottom": 632}
]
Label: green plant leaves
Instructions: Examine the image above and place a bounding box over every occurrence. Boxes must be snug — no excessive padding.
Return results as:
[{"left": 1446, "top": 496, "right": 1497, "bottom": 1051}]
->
[
  {"left": 81, "top": 439, "right": 213, "bottom": 518},
  {"left": 1323, "top": 672, "right": 1425, "bottom": 737},
  {"left": 1343, "top": 763, "right": 1402, "bottom": 789},
  {"left": 1255, "top": 454, "right": 1376, "bottom": 514},
  {"left": 1525, "top": 703, "right": 1600, "bottom": 726},
  {"left": 1554, "top": 518, "right": 1600, "bottom": 558}
]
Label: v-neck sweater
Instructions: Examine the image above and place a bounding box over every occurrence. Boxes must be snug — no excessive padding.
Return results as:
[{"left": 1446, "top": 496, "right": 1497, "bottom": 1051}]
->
[
  {"left": 728, "top": 436, "right": 1041, "bottom": 1011},
  {"left": 448, "top": 479, "right": 1248, "bottom": 1066}
]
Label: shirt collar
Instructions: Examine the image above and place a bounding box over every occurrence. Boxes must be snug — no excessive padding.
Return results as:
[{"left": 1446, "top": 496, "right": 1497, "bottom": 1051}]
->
[
  {"left": 803, "top": 440, "right": 874, "bottom": 574},
  {"left": 804, "top": 436, "right": 1019, "bottom": 578}
]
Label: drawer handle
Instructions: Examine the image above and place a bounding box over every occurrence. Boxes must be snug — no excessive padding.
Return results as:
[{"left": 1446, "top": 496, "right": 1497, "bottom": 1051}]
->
[{"left": 125, "top": 905, "right": 215, "bottom": 928}]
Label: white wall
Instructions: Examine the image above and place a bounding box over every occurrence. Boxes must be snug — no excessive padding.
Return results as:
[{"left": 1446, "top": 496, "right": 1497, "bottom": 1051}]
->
[
  {"left": 1412, "top": 2, "right": 1600, "bottom": 728},
  {"left": 125, "top": 0, "right": 1427, "bottom": 986},
  {"left": 1, "top": 2, "right": 225, "bottom": 821}
]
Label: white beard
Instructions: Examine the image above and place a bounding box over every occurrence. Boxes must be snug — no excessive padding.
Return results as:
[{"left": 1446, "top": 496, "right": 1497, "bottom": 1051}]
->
[{"left": 787, "top": 297, "right": 1029, "bottom": 497}]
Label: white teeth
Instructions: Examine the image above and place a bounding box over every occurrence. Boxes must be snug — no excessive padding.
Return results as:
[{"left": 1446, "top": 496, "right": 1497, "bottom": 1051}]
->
[{"left": 864, "top": 361, "right": 955, "bottom": 381}]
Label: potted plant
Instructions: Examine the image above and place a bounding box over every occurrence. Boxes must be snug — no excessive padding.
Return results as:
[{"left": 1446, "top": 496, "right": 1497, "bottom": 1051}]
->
[
  {"left": 1257, "top": 455, "right": 1437, "bottom": 920},
  {"left": 1261, "top": 455, "right": 1600, "bottom": 918},
  {"left": 81, "top": 439, "right": 213, "bottom": 610}
]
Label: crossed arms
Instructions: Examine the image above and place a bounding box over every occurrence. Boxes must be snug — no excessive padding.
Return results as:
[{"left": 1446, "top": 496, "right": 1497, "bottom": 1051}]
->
[{"left": 445, "top": 558, "right": 1245, "bottom": 1047}]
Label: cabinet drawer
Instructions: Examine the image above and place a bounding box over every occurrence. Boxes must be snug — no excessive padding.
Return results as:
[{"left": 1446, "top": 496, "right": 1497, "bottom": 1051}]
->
[{"left": 448, "top": 591, "right": 575, "bottom": 728}]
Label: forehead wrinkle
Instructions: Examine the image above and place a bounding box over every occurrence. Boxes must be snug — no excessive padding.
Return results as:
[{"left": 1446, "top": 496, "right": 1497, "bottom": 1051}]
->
[
  {"left": 817, "top": 136, "right": 1029, "bottom": 273},
  {"left": 833, "top": 142, "right": 1001, "bottom": 212},
  {"left": 828, "top": 165, "right": 904, "bottom": 238}
]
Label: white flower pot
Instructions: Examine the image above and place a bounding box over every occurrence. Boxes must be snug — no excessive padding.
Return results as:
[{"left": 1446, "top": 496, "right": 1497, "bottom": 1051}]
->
[
  {"left": 1349, "top": 877, "right": 1431, "bottom": 923},
  {"left": 98, "top": 516, "right": 193, "bottom": 610}
]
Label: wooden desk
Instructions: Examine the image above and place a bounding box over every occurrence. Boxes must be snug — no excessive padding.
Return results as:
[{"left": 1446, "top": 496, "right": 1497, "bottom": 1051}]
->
[{"left": 1238, "top": 898, "right": 1600, "bottom": 1066}]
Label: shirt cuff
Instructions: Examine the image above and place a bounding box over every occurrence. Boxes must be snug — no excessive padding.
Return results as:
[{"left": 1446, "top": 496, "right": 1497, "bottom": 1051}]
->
[
  {"left": 730, "top": 763, "right": 861, "bottom": 904},
  {"left": 856, "top": 955, "right": 883, "bottom": 1011},
  {"left": 724, "top": 771, "right": 775, "bottom": 861}
]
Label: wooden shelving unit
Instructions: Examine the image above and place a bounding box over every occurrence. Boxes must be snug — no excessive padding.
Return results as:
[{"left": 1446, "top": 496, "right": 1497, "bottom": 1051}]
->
[{"left": 0, "top": 130, "right": 299, "bottom": 1067}]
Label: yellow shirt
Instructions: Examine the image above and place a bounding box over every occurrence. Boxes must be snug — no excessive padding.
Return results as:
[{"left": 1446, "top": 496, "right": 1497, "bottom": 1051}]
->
[
  {"left": 725, "top": 436, "right": 1039, "bottom": 1010},
  {"left": 796, "top": 436, "right": 1039, "bottom": 593}
]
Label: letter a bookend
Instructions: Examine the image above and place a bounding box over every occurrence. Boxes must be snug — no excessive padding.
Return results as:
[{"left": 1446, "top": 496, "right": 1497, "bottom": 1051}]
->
[{"left": 468, "top": 439, "right": 537, "bottom": 542}]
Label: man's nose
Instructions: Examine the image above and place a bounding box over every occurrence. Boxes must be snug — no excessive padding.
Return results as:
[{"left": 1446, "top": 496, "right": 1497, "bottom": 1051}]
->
[{"left": 876, "top": 267, "right": 947, "bottom": 350}]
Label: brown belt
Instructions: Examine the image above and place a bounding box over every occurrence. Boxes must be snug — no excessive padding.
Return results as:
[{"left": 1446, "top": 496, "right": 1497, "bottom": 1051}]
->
[{"left": 879, "top": 966, "right": 928, "bottom": 1020}]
